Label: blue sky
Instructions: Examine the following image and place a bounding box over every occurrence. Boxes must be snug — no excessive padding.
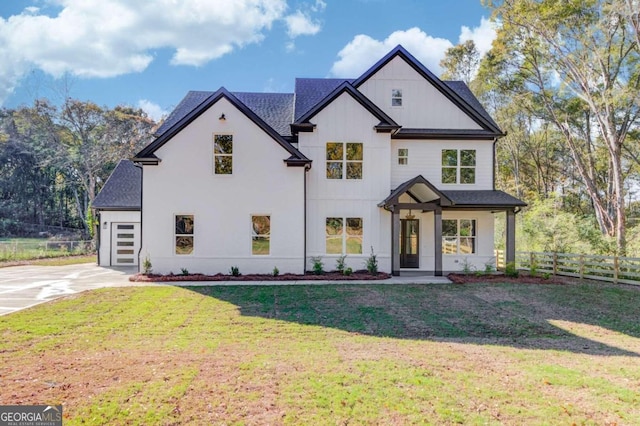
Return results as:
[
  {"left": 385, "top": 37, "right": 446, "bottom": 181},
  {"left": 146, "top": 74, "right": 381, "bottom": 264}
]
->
[{"left": 0, "top": 0, "right": 496, "bottom": 120}]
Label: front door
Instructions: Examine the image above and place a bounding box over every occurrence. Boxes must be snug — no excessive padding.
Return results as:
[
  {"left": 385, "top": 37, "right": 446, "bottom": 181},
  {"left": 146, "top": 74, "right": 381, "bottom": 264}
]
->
[
  {"left": 400, "top": 219, "right": 419, "bottom": 268},
  {"left": 111, "top": 223, "right": 139, "bottom": 266}
]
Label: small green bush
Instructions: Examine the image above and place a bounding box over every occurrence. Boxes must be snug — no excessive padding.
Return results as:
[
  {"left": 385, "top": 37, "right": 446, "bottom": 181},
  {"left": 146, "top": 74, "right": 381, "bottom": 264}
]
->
[
  {"left": 230, "top": 266, "right": 240, "bottom": 277},
  {"left": 335, "top": 255, "right": 347, "bottom": 273},
  {"left": 343, "top": 266, "right": 353, "bottom": 276},
  {"left": 505, "top": 262, "right": 519, "bottom": 278},
  {"left": 484, "top": 260, "right": 495, "bottom": 274},
  {"left": 272, "top": 266, "right": 279, "bottom": 277},
  {"left": 311, "top": 256, "right": 324, "bottom": 275},
  {"left": 365, "top": 246, "right": 378, "bottom": 276},
  {"left": 460, "top": 258, "right": 475, "bottom": 274},
  {"left": 180, "top": 267, "right": 189, "bottom": 276},
  {"left": 142, "top": 256, "right": 153, "bottom": 275}
]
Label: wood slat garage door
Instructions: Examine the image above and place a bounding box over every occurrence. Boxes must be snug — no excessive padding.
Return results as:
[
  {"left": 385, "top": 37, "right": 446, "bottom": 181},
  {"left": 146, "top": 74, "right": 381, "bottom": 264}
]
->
[{"left": 111, "top": 223, "right": 140, "bottom": 266}]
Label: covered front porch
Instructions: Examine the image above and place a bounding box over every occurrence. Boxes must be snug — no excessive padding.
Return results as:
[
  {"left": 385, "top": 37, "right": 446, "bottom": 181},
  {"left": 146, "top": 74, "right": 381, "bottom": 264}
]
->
[{"left": 379, "top": 175, "right": 526, "bottom": 276}]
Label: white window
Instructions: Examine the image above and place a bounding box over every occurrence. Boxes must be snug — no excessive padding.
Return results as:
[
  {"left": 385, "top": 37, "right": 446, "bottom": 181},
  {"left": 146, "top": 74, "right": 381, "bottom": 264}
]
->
[
  {"left": 326, "top": 217, "right": 363, "bottom": 254},
  {"left": 214, "top": 134, "right": 233, "bottom": 174},
  {"left": 398, "top": 148, "right": 408, "bottom": 165},
  {"left": 326, "top": 142, "right": 363, "bottom": 179},
  {"left": 175, "top": 215, "right": 194, "bottom": 255},
  {"left": 391, "top": 89, "right": 403, "bottom": 107},
  {"left": 442, "top": 219, "right": 476, "bottom": 254},
  {"left": 442, "top": 149, "right": 476, "bottom": 184},
  {"left": 251, "top": 215, "right": 270, "bottom": 255}
]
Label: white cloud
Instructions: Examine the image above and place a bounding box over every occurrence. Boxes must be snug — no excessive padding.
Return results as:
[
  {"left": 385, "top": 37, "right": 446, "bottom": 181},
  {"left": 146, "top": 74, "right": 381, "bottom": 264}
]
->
[
  {"left": 459, "top": 17, "right": 498, "bottom": 57},
  {"left": 0, "top": 0, "right": 324, "bottom": 105},
  {"left": 284, "top": 10, "right": 321, "bottom": 38},
  {"left": 330, "top": 28, "right": 453, "bottom": 77},
  {"left": 137, "top": 99, "right": 168, "bottom": 122},
  {"left": 330, "top": 18, "right": 499, "bottom": 78}
]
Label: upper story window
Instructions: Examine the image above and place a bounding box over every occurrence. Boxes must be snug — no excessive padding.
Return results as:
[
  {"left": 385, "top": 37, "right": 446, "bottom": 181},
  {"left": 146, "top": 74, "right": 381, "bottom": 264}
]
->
[
  {"left": 398, "top": 148, "right": 408, "bottom": 165},
  {"left": 214, "top": 134, "right": 233, "bottom": 174},
  {"left": 326, "top": 217, "right": 363, "bottom": 254},
  {"left": 442, "top": 149, "right": 476, "bottom": 184},
  {"left": 442, "top": 219, "right": 476, "bottom": 255},
  {"left": 391, "top": 89, "right": 403, "bottom": 107},
  {"left": 326, "top": 142, "right": 363, "bottom": 179},
  {"left": 175, "top": 214, "right": 194, "bottom": 255},
  {"left": 251, "top": 215, "right": 270, "bottom": 255}
]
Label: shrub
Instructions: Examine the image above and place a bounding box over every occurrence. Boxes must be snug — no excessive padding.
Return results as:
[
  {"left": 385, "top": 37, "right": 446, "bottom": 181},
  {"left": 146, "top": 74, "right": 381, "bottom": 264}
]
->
[
  {"left": 460, "top": 258, "right": 475, "bottom": 274},
  {"left": 365, "top": 246, "right": 378, "bottom": 276},
  {"left": 272, "top": 266, "right": 279, "bottom": 277},
  {"left": 311, "top": 256, "right": 324, "bottom": 275},
  {"left": 542, "top": 272, "right": 551, "bottom": 280},
  {"left": 180, "top": 267, "right": 189, "bottom": 276},
  {"left": 230, "top": 266, "right": 240, "bottom": 277},
  {"left": 529, "top": 260, "right": 538, "bottom": 277},
  {"left": 335, "top": 255, "right": 347, "bottom": 273},
  {"left": 505, "top": 262, "right": 519, "bottom": 278},
  {"left": 484, "top": 259, "right": 496, "bottom": 274},
  {"left": 343, "top": 266, "right": 353, "bottom": 276},
  {"left": 142, "top": 256, "right": 153, "bottom": 275}
]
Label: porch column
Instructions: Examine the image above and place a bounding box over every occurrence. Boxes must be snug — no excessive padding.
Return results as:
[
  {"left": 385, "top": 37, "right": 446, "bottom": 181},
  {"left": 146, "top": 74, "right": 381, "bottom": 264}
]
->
[
  {"left": 506, "top": 209, "right": 516, "bottom": 265},
  {"left": 434, "top": 207, "right": 442, "bottom": 276},
  {"left": 392, "top": 208, "right": 400, "bottom": 276}
]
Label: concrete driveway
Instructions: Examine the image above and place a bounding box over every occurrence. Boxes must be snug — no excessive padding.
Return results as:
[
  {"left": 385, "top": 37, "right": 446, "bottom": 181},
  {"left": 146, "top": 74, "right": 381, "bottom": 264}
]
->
[{"left": 0, "top": 263, "right": 141, "bottom": 316}]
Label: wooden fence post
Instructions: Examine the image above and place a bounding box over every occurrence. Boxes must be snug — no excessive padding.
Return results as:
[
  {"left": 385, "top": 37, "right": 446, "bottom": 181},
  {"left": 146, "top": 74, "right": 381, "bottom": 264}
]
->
[
  {"left": 553, "top": 252, "right": 558, "bottom": 276},
  {"left": 614, "top": 256, "right": 619, "bottom": 284},
  {"left": 579, "top": 254, "right": 584, "bottom": 280}
]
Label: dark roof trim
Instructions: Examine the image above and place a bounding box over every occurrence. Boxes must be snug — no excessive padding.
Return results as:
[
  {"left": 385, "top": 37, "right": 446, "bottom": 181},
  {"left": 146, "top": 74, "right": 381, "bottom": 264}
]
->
[
  {"left": 392, "top": 128, "right": 499, "bottom": 140},
  {"left": 294, "top": 82, "right": 399, "bottom": 129},
  {"left": 290, "top": 123, "right": 316, "bottom": 133},
  {"left": 132, "top": 155, "right": 161, "bottom": 165},
  {"left": 379, "top": 175, "right": 453, "bottom": 209},
  {"left": 352, "top": 45, "right": 504, "bottom": 136},
  {"left": 134, "top": 87, "right": 310, "bottom": 162},
  {"left": 284, "top": 157, "right": 313, "bottom": 167},
  {"left": 95, "top": 207, "right": 141, "bottom": 212}
]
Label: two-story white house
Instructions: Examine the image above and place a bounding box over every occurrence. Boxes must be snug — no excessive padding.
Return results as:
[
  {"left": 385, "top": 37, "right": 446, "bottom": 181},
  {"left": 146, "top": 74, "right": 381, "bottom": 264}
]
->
[{"left": 94, "top": 45, "right": 525, "bottom": 275}]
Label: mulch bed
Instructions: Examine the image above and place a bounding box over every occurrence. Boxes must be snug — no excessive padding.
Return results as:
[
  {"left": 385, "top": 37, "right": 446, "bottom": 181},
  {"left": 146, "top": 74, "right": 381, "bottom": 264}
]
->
[
  {"left": 448, "top": 272, "right": 567, "bottom": 285},
  {"left": 130, "top": 270, "right": 391, "bottom": 282}
]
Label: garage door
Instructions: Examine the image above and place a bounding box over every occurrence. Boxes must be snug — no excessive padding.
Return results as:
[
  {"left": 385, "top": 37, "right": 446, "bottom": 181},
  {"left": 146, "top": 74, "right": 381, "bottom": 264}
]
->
[{"left": 111, "top": 223, "right": 140, "bottom": 266}]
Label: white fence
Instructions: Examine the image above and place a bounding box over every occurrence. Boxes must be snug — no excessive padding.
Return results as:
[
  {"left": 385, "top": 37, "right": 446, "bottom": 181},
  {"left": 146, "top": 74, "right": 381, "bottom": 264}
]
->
[{"left": 496, "top": 250, "right": 640, "bottom": 286}]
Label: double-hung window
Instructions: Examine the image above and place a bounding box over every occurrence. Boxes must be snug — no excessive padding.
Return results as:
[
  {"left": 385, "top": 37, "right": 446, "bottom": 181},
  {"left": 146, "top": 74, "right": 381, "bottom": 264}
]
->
[
  {"left": 398, "top": 148, "right": 408, "bottom": 165},
  {"left": 251, "top": 215, "right": 270, "bottom": 255},
  {"left": 391, "top": 89, "right": 403, "bottom": 107},
  {"left": 442, "top": 149, "right": 476, "bottom": 184},
  {"left": 214, "top": 134, "right": 233, "bottom": 174},
  {"left": 326, "top": 142, "right": 363, "bottom": 179},
  {"left": 175, "top": 215, "right": 194, "bottom": 255},
  {"left": 442, "top": 219, "right": 476, "bottom": 254},
  {"left": 326, "top": 217, "right": 363, "bottom": 254}
]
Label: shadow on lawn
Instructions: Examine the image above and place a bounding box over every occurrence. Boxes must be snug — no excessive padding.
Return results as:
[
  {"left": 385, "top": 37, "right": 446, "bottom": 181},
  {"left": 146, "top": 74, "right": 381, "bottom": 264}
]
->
[{"left": 184, "top": 282, "right": 640, "bottom": 357}]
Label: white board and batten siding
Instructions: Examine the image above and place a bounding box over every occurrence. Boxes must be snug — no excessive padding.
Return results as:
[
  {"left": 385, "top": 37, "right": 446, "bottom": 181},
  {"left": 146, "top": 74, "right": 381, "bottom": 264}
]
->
[
  {"left": 358, "top": 55, "right": 482, "bottom": 130},
  {"left": 298, "top": 92, "right": 393, "bottom": 272},
  {"left": 390, "top": 139, "right": 494, "bottom": 190},
  {"left": 98, "top": 210, "right": 141, "bottom": 266},
  {"left": 141, "top": 97, "right": 306, "bottom": 275}
]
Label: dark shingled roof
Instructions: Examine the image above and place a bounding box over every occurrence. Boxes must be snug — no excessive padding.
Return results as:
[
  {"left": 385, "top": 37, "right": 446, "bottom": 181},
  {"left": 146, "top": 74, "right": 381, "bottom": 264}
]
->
[
  {"left": 443, "top": 81, "right": 500, "bottom": 131},
  {"left": 155, "top": 91, "right": 212, "bottom": 136},
  {"left": 442, "top": 190, "right": 527, "bottom": 207},
  {"left": 92, "top": 159, "right": 141, "bottom": 210},
  {"left": 294, "top": 78, "right": 352, "bottom": 121},
  {"left": 233, "top": 92, "right": 294, "bottom": 136}
]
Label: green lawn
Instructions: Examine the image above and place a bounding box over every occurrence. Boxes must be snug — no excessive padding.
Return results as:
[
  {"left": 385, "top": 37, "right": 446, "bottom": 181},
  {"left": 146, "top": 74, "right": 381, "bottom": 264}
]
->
[{"left": 1, "top": 282, "right": 639, "bottom": 424}]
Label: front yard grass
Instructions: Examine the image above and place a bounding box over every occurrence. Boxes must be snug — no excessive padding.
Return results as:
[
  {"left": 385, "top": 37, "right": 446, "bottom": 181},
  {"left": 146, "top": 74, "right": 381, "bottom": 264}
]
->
[{"left": 1, "top": 281, "right": 639, "bottom": 424}]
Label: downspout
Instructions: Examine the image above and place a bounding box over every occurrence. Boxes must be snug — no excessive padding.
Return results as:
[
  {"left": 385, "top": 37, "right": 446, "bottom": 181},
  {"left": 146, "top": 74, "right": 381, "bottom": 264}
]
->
[
  {"left": 304, "top": 164, "right": 310, "bottom": 273},
  {"left": 134, "top": 163, "right": 143, "bottom": 273},
  {"left": 492, "top": 137, "right": 498, "bottom": 191},
  {"left": 95, "top": 211, "right": 101, "bottom": 265}
]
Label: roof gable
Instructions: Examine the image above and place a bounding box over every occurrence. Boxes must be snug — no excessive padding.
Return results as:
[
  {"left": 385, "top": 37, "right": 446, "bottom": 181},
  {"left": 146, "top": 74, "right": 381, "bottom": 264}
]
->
[
  {"left": 294, "top": 81, "right": 399, "bottom": 130},
  {"left": 353, "top": 45, "right": 503, "bottom": 136},
  {"left": 135, "top": 87, "right": 309, "bottom": 163}
]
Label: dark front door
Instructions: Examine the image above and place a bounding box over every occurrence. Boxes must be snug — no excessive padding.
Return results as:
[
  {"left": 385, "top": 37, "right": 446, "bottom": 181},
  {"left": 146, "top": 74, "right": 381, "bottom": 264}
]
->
[{"left": 400, "top": 219, "right": 419, "bottom": 268}]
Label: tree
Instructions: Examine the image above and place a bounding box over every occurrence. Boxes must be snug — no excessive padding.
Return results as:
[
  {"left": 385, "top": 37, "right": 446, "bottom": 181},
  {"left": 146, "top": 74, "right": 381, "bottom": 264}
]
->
[
  {"left": 483, "top": 0, "right": 640, "bottom": 255},
  {"left": 439, "top": 40, "right": 481, "bottom": 85}
]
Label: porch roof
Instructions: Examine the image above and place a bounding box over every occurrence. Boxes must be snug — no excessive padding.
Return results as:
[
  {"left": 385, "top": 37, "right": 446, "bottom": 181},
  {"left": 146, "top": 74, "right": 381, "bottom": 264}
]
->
[{"left": 379, "top": 175, "right": 527, "bottom": 210}]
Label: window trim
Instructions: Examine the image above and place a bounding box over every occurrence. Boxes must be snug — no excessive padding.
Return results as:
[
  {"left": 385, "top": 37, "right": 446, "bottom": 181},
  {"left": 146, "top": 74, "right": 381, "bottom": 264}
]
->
[
  {"left": 326, "top": 142, "right": 363, "bottom": 180},
  {"left": 391, "top": 88, "right": 403, "bottom": 107},
  {"left": 398, "top": 148, "right": 408, "bottom": 165},
  {"left": 251, "top": 214, "right": 271, "bottom": 256},
  {"left": 174, "top": 214, "right": 194, "bottom": 256},
  {"left": 213, "top": 133, "right": 233, "bottom": 175},
  {"left": 441, "top": 149, "right": 476, "bottom": 184},
  {"left": 325, "top": 216, "right": 363, "bottom": 255},
  {"left": 442, "top": 218, "right": 477, "bottom": 255}
]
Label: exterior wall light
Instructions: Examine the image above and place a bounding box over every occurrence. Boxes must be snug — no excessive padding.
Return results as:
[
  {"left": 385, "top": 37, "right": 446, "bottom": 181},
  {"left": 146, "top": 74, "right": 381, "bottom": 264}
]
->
[{"left": 219, "top": 113, "right": 226, "bottom": 121}]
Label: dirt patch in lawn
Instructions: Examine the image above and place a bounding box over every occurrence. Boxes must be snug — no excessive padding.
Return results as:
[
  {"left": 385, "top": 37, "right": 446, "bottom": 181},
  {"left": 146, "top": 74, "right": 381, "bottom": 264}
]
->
[{"left": 130, "top": 270, "right": 391, "bottom": 282}]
